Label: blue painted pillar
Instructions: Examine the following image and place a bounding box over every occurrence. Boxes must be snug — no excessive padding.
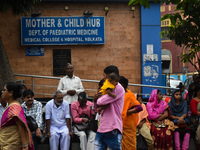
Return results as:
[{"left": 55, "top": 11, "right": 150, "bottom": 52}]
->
[{"left": 141, "top": 3, "right": 162, "bottom": 98}]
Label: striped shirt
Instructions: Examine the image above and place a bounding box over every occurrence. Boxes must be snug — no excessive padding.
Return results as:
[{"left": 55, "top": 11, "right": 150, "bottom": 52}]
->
[{"left": 21, "top": 100, "right": 43, "bottom": 129}]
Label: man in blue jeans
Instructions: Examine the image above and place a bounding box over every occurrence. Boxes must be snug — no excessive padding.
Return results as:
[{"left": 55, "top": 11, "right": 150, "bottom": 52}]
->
[{"left": 93, "top": 65, "right": 125, "bottom": 150}]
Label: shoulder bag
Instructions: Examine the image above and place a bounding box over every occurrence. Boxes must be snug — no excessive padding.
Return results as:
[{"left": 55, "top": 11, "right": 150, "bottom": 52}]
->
[
  {"left": 74, "top": 114, "right": 90, "bottom": 131},
  {"left": 74, "top": 122, "right": 90, "bottom": 131},
  {"left": 25, "top": 114, "right": 38, "bottom": 132},
  {"left": 137, "top": 133, "right": 148, "bottom": 150}
]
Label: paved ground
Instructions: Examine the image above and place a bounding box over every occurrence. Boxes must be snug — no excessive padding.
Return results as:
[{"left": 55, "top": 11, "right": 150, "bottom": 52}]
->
[
  {"left": 37, "top": 137, "right": 197, "bottom": 150},
  {"left": 37, "top": 143, "right": 81, "bottom": 150},
  {"left": 188, "top": 137, "right": 197, "bottom": 150}
]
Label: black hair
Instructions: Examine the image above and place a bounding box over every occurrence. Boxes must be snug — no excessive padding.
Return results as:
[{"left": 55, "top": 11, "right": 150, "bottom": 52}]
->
[
  {"left": 6, "top": 82, "right": 23, "bottom": 99},
  {"left": 157, "top": 89, "right": 161, "bottom": 94},
  {"left": 66, "top": 63, "right": 73, "bottom": 68},
  {"left": 193, "top": 74, "right": 199, "bottom": 79},
  {"left": 137, "top": 94, "right": 142, "bottom": 100},
  {"left": 104, "top": 65, "right": 119, "bottom": 76},
  {"left": 99, "top": 79, "right": 104, "bottom": 89},
  {"left": 0, "top": 90, "right": 2, "bottom": 97},
  {"left": 78, "top": 91, "right": 87, "bottom": 100},
  {"left": 178, "top": 82, "right": 185, "bottom": 89},
  {"left": 174, "top": 89, "right": 181, "bottom": 94},
  {"left": 119, "top": 76, "right": 128, "bottom": 90},
  {"left": 195, "top": 85, "right": 200, "bottom": 92},
  {"left": 23, "top": 89, "right": 34, "bottom": 98},
  {"left": 109, "top": 72, "right": 120, "bottom": 82}
]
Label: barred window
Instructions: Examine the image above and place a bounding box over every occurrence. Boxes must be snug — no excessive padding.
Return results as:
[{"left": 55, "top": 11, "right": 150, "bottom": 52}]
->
[
  {"left": 161, "top": 27, "right": 169, "bottom": 41},
  {"left": 161, "top": 6, "right": 165, "bottom": 12}
]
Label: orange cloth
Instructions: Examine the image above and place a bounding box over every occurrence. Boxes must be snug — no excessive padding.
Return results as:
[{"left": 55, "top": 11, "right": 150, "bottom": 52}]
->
[
  {"left": 137, "top": 103, "right": 150, "bottom": 128},
  {"left": 121, "top": 89, "right": 140, "bottom": 150}
]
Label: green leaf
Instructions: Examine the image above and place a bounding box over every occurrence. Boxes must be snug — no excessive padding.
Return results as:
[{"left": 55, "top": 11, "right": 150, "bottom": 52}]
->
[
  {"left": 171, "top": 0, "right": 181, "bottom": 4},
  {"left": 0, "top": 0, "right": 43, "bottom": 15},
  {"left": 176, "top": 1, "right": 183, "bottom": 9},
  {"left": 128, "top": 0, "right": 150, "bottom": 8},
  {"left": 166, "top": 0, "right": 170, "bottom": 5},
  {"left": 176, "top": 14, "right": 182, "bottom": 21},
  {"left": 170, "top": 15, "right": 177, "bottom": 25},
  {"left": 140, "top": 0, "right": 145, "bottom": 6},
  {"left": 128, "top": 0, "right": 135, "bottom": 5},
  {"left": 160, "top": 31, "right": 166, "bottom": 38},
  {"left": 161, "top": 14, "right": 170, "bottom": 21}
]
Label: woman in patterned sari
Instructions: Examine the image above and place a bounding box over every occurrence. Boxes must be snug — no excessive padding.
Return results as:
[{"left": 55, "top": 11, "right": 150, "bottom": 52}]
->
[
  {"left": 0, "top": 82, "right": 34, "bottom": 150},
  {"left": 146, "top": 89, "right": 173, "bottom": 150},
  {"left": 120, "top": 76, "right": 143, "bottom": 150}
]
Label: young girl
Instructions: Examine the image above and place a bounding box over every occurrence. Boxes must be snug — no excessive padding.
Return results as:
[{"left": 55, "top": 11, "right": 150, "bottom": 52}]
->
[
  {"left": 168, "top": 89, "right": 190, "bottom": 150},
  {"left": 98, "top": 72, "right": 119, "bottom": 114},
  {"left": 99, "top": 72, "right": 119, "bottom": 98},
  {"left": 178, "top": 82, "right": 188, "bottom": 102}
]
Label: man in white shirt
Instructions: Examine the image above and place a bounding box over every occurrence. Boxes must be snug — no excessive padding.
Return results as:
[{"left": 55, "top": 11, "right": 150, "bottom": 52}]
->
[
  {"left": 45, "top": 91, "right": 73, "bottom": 150},
  {"left": 57, "top": 63, "right": 84, "bottom": 104},
  {"left": 0, "top": 90, "right": 7, "bottom": 125}
]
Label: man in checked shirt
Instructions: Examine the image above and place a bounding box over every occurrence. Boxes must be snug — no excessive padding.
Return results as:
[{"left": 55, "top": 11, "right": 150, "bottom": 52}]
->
[{"left": 21, "top": 89, "right": 43, "bottom": 150}]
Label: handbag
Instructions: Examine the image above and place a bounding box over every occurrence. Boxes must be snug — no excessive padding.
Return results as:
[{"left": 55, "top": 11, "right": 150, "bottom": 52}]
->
[
  {"left": 74, "top": 122, "right": 90, "bottom": 131},
  {"left": 25, "top": 114, "right": 38, "bottom": 132},
  {"left": 137, "top": 134, "right": 148, "bottom": 150},
  {"left": 189, "top": 114, "right": 199, "bottom": 132},
  {"left": 74, "top": 114, "right": 90, "bottom": 131}
]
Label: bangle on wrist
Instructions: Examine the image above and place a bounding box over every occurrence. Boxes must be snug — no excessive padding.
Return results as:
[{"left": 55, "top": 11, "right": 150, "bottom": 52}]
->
[{"left": 22, "top": 144, "right": 28, "bottom": 148}]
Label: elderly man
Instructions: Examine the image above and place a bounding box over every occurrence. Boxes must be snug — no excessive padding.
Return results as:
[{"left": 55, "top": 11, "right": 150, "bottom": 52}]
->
[
  {"left": 71, "top": 92, "right": 96, "bottom": 150},
  {"left": 45, "top": 91, "right": 73, "bottom": 150},
  {"left": 57, "top": 63, "right": 84, "bottom": 104}
]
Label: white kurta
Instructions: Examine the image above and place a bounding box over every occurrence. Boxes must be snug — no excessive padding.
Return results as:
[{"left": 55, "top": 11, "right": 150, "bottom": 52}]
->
[
  {"left": 45, "top": 99, "right": 71, "bottom": 150},
  {"left": 57, "top": 75, "right": 84, "bottom": 104}
]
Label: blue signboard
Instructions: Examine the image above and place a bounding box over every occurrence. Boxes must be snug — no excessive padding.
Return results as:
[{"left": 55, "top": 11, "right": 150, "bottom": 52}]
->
[
  {"left": 141, "top": 3, "right": 162, "bottom": 98},
  {"left": 21, "top": 16, "right": 105, "bottom": 45},
  {"left": 26, "top": 47, "right": 44, "bottom": 56}
]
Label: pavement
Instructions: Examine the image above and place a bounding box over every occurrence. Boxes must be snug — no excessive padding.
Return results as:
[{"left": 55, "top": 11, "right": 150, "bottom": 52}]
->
[
  {"left": 37, "top": 137, "right": 197, "bottom": 150},
  {"left": 188, "top": 137, "right": 197, "bottom": 150}
]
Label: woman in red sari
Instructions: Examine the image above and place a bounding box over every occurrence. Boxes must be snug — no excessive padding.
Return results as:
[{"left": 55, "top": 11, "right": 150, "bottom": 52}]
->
[
  {"left": 0, "top": 82, "right": 34, "bottom": 150},
  {"left": 146, "top": 89, "right": 173, "bottom": 150}
]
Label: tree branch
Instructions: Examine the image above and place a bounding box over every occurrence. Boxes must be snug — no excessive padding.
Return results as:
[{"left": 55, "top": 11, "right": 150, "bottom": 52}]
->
[{"left": 187, "top": 56, "right": 200, "bottom": 72}]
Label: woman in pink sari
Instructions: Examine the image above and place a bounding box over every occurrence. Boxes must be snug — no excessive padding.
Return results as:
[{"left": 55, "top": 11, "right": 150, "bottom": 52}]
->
[
  {"left": 0, "top": 82, "right": 34, "bottom": 150},
  {"left": 146, "top": 89, "right": 173, "bottom": 150}
]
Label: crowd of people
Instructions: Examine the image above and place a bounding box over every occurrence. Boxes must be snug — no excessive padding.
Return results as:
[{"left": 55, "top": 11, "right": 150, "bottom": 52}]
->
[{"left": 0, "top": 64, "right": 200, "bottom": 150}]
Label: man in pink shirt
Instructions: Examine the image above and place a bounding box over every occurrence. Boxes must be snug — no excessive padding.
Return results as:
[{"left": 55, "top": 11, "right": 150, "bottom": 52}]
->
[
  {"left": 93, "top": 65, "right": 125, "bottom": 150},
  {"left": 71, "top": 92, "right": 96, "bottom": 150}
]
